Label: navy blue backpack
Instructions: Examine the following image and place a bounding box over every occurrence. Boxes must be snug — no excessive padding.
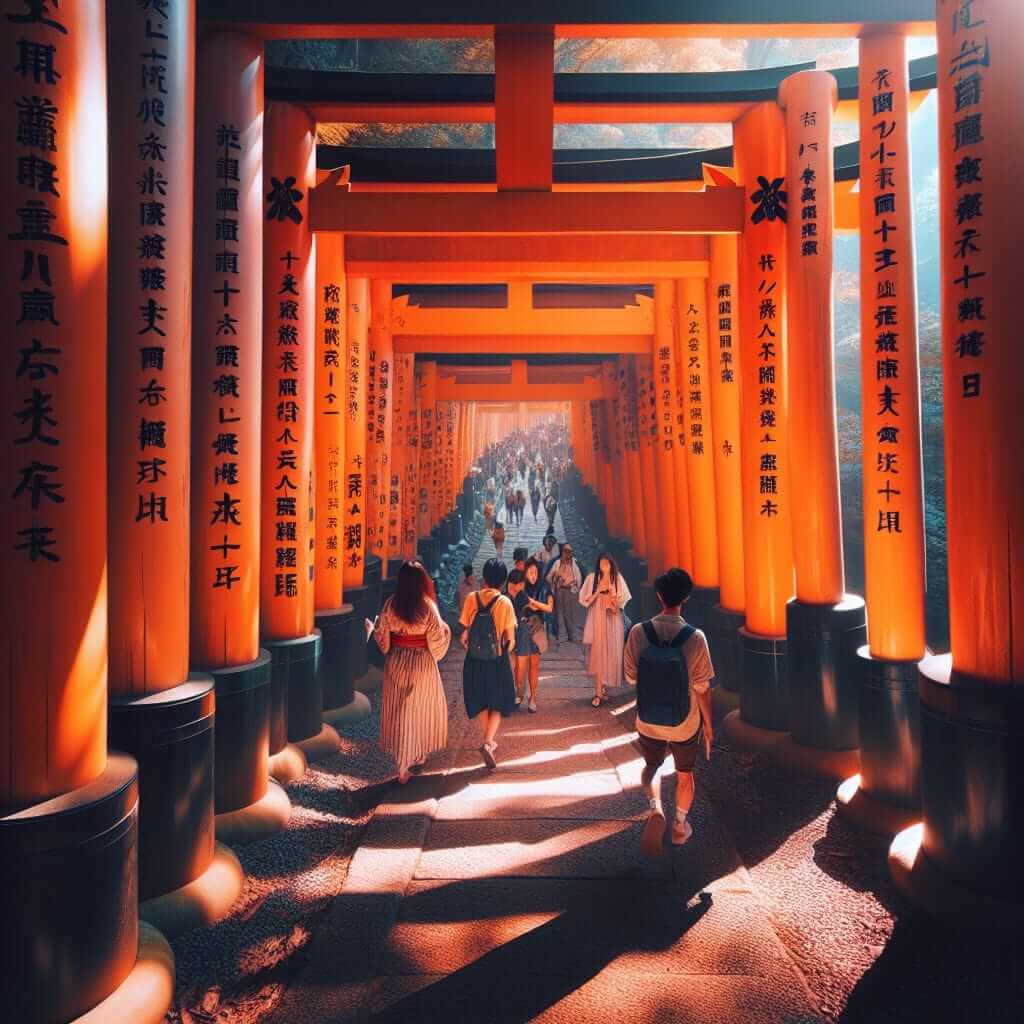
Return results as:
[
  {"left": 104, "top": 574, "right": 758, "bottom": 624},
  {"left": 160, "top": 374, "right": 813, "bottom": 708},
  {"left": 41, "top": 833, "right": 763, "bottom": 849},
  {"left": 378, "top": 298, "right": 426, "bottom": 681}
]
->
[{"left": 636, "top": 622, "right": 695, "bottom": 727}]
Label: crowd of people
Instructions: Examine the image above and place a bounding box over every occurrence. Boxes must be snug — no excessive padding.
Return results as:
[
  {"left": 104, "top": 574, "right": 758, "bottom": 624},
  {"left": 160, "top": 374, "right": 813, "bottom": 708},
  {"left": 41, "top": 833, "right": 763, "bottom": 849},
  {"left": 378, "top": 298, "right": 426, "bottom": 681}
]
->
[{"left": 366, "top": 417, "right": 715, "bottom": 855}]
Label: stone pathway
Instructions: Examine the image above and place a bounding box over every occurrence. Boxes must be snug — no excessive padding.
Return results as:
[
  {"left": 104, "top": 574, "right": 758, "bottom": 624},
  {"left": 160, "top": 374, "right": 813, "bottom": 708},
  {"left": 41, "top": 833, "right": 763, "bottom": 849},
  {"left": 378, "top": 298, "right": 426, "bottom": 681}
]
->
[{"left": 276, "top": 640, "right": 823, "bottom": 1023}]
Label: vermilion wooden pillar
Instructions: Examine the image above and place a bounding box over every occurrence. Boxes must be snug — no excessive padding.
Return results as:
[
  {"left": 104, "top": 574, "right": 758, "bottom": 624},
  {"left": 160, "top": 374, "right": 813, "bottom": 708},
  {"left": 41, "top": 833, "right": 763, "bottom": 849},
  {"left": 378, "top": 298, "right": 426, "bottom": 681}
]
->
[
  {"left": 106, "top": 0, "right": 237, "bottom": 923},
  {"left": 890, "top": 0, "right": 1024, "bottom": 915},
  {"left": 108, "top": 0, "right": 193, "bottom": 699},
  {"left": 343, "top": 277, "right": 369, "bottom": 589},
  {"left": 390, "top": 352, "right": 412, "bottom": 565},
  {"left": 778, "top": 70, "right": 866, "bottom": 771},
  {"left": 367, "top": 279, "right": 394, "bottom": 579},
  {"left": 191, "top": 32, "right": 285, "bottom": 833},
  {"left": 610, "top": 362, "right": 634, "bottom": 542},
  {"left": 676, "top": 277, "right": 720, "bottom": 631},
  {"left": 727, "top": 101, "right": 795, "bottom": 739},
  {"left": 341, "top": 276, "right": 374, "bottom": 681},
  {"left": 706, "top": 235, "right": 747, "bottom": 693},
  {"left": 652, "top": 282, "right": 682, "bottom": 571},
  {"left": 839, "top": 32, "right": 929, "bottom": 829},
  {"left": 416, "top": 361, "right": 438, "bottom": 569},
  {"left": 2, "top": 5, "right": 148, "bottom": 1019},
  {"left": 396, "top": 354, "right": 418, "bottom": 560},
  {"left": 622, "top": 358, "right": 649, "bottom": 560},
  {"left": 261, "top": 100, "right": 323, "bottom": 775},
  {"left": 635, "top": 354, "right": 662, "bottom": 616},
  {"left": 314, "top": 233, "right": 346, "bottom": 611},
  {"left": 312, "top": 232, "right": 356, "bottom": 719}
]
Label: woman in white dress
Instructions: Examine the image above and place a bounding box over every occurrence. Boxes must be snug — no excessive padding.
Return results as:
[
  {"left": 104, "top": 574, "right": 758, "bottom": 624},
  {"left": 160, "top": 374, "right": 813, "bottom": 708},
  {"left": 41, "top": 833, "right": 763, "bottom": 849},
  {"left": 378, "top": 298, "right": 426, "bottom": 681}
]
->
[
  {"left": 579, "top": 552, "right": 631, "bottom": 707},
  {"left": 372, "top": 560, "right": 451, "bottom": 783}
]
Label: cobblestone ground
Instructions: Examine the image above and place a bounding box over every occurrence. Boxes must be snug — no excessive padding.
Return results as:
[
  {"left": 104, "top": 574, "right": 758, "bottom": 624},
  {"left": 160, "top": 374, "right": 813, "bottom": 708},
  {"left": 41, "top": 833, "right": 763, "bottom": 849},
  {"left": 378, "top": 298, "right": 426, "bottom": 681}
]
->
[{"left": 165, "top": 485, "right": 1021, "bottom": 1024}]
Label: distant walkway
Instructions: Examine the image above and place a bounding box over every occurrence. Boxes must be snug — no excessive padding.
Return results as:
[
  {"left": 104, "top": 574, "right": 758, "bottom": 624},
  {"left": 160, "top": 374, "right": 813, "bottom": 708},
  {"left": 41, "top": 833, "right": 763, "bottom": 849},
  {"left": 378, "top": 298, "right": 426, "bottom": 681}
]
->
[{"left": 277, "top": 636, "right": 824, "bottom": 1023}]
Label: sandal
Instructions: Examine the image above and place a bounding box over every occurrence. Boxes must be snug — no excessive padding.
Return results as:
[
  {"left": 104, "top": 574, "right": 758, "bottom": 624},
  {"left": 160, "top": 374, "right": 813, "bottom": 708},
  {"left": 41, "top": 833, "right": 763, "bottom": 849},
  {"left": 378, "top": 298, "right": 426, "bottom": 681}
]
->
[{"left": 591, "top": 695, "right": 602, "bottom": 708}]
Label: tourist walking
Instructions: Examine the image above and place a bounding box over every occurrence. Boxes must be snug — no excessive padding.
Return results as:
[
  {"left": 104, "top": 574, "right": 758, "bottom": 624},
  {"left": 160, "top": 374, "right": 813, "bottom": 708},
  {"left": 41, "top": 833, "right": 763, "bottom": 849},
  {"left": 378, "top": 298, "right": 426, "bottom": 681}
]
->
[
  {"left": 530, "top": 482, "right": 542, "bottom": 521},
  {"left": 459, "top": 558, "right": 518, "bottom": 768},
  {"left": 579, "top": 552, "right": 631, "bottom": 707},
  {"left": 512, "top": 558, "right": 554, "bottom": 712},
  {"left": 491, "top": 520, "right": 506, "bottom": 561},
  {"left": 543, "top": 490, "right": 558, "bottom": 533},
  {"left": 515, "top": 489, "right": 526, "bottom": 526},
  {"left": 549, "top": 542, "right": 583, "bottom": 645},
  {"left": 624, "top": 568, "right": 714, "bottom": 854},
  {"left": 371, "top": 561, "right": 451, "bottom": 784}
]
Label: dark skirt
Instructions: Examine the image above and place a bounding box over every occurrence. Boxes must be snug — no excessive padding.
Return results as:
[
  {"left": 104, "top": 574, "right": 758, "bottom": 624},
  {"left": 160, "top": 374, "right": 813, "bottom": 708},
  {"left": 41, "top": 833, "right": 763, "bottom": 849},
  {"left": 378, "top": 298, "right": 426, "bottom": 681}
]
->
[
  {"left": 515, "top": 620, "right": 542, "bottom": 656},
  {"left": 463, "top": 653, "right": 516, "bottom": 718}
]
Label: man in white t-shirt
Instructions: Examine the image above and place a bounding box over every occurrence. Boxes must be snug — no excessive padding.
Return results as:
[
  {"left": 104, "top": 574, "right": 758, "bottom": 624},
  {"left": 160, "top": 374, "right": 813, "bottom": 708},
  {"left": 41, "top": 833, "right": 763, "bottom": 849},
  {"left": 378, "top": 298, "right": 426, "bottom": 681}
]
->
[{"left": 624, "top": 567, "right": 714, "bottom": 854}]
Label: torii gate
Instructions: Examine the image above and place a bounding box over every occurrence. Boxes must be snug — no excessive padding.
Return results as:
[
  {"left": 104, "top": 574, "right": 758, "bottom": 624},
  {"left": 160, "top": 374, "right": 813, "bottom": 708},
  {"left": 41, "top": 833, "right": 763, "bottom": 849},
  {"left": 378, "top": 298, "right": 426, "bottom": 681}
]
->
[{"left": 4, "top": 4, "right": 1022, "bottom": 1022}]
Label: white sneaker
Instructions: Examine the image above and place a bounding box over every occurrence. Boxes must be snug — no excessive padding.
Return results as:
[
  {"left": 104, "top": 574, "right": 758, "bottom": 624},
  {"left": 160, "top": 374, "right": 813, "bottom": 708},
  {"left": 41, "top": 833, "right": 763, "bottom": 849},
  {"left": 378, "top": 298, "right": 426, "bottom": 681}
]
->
[
  {"left": 528, "top": 699, "right": 538, "bottom": 713},
  {"left": 671, "top": 818, "right": 693, "bottom": 846}
]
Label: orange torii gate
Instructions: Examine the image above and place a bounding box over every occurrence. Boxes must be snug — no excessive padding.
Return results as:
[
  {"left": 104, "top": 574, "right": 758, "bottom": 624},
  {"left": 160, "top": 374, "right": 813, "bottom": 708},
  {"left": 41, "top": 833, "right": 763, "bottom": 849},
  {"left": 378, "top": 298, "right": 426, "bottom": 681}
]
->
[{"left": 8, "top": 5, "right": 1023, "bottom": 1021}]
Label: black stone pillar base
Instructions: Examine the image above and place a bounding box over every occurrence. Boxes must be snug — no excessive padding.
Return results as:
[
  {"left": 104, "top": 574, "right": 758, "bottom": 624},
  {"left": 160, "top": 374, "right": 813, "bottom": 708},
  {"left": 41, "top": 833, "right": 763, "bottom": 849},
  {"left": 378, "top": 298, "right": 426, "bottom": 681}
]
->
[
  {"left": 739, "top": 626, "right": 789, "bottom": 731},
  {"left": 786, "top": 596, "right": 867, "bottom": 751},
  {"left": 364, "top": 554, "right": 384, "bottom": 616},
  {"left": 322, "top": 691, "right": 373, "bottom": 729},
  {"left": 909, "top": 654, "right": 1024, "bottom": 905},
  {"left": 343, "top": 585, "right": 371, "bottom": 681},
  {"left": 264, "top": 631, "right": 323, "bottom": 754},
  {"left": 138, "top": 841, "right": 244, "bottom": 940},
  {"left": 69, "top": 920, "right": 174, "bottom": 1024},
  {"left": 108, "top": 677, "right": 215, "bottom": 901},
  {"left": 835, "top": 775, "right": 921, "bottom": 838},
  {"left": 685, "top": 586, "right": 720, "bottom": 633},
  {"left": 214, "top": 778, "right": 291, "bottom": 847},
  {"left": 418, "top": 535, "right": 439, "bottom": 573},
  {"left": 294, "top": 723, "right": 341, "bottom": 763},
  {"left": 855, "top": 646, "right": 922, "bottom": 810},
  {"left": 707, "top": 604, "right": 745, "bottom": 693},
  {"left": 1, "top": 753, "right": 141, "bottom": 1022},
  {"left": 316, "top": 604, "right": 356, "bottom": 713},
  {"left": 381, "top": 560, "right": 401, "bottom": 606},
  {"left": 268, "top": 743, "right": 308, "bottom": 787},
  {"left": 721, "top": 708, "right": 787, "bottom": 752},
  {"left": 202, "top": 650, "right": 273, "bottom": 815},
  {"left": 890, "top": 822, "right": 1024, "bottom": 930},
  {"left": 772, "top": 734, "right": 860, "bottom": 782}
]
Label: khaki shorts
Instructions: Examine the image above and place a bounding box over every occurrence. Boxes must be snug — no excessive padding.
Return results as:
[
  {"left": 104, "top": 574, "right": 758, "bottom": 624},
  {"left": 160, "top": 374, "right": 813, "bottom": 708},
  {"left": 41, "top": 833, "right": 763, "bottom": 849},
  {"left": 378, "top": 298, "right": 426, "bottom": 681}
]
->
[{"left": 634, "top": 727, "right": 701, "bottom": 774}]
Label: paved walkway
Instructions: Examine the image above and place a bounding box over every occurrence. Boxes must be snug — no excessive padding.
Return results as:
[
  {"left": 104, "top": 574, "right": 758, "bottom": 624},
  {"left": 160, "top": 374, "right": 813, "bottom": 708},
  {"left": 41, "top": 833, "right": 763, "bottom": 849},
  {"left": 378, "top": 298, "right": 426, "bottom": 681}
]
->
[{"left": 277, "top": 498, "right": 824, "bottom": 1024}]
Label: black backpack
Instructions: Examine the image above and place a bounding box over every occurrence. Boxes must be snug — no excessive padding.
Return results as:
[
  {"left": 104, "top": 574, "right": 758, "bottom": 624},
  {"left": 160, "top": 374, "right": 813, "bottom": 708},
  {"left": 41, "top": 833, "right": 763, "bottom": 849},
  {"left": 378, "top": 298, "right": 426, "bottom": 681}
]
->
[
  {"left": 636, "top": 622, "right": 696, "bottom": 727},
  {"left": 468, "top": 593, "right": 502, "bottom": 661}
]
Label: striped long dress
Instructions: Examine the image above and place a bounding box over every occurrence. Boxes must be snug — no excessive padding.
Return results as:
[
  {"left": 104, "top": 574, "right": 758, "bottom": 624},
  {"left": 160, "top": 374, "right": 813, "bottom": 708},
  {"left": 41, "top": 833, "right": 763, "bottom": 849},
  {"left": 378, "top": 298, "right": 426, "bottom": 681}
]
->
[{"left": 374, "top": 598, "right": 451, "bottom": 774}]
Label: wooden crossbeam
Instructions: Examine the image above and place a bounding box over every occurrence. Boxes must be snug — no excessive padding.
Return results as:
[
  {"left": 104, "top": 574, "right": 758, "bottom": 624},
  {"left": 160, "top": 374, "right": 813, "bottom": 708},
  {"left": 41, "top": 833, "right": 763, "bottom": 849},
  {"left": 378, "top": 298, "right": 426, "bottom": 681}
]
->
[
  {"left": 395, "top": 334, "right": 651, "bottom": 354},
  {"left": 311, "top": 187, "right": 745, "bottom": 235}
]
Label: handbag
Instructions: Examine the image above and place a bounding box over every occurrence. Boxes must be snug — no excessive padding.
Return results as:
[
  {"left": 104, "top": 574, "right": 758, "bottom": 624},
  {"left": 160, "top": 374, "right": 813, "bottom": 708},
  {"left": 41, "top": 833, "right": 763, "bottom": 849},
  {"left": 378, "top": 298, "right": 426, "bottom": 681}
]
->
[{"left": 527, "top": 613, "right": 549, "bottom": 654}]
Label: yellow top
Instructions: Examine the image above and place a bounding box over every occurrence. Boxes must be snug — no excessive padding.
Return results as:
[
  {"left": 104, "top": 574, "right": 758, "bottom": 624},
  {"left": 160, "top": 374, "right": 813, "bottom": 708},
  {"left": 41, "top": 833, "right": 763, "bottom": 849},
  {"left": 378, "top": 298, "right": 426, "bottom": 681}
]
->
[{"left": 459, "top": 587, "right": 517, "bottom": 650}]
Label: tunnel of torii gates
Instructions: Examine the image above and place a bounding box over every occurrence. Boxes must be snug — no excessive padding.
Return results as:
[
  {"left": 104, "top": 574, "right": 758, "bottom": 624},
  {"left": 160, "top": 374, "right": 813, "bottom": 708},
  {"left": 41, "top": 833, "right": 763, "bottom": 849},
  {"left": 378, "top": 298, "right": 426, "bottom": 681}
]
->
[{"left": 0, "top": 0, "right": 1022, "bottom": 1020}]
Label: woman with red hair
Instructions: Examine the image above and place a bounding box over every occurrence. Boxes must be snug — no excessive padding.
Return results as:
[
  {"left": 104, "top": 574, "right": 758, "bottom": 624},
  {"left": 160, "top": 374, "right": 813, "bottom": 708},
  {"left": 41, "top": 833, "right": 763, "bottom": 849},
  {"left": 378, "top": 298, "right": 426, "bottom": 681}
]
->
[{"left": 372, "top": 560, "right": 451, "bottom": 783}]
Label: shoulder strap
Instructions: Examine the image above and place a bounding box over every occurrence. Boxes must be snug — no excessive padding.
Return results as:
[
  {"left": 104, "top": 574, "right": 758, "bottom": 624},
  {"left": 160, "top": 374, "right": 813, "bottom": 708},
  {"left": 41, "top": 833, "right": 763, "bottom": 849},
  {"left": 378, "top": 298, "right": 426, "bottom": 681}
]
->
[
  {"left": 481, "top": 594, "right": 500, "bottom": 614},
  {"left": 641, "top": 620, "right": 659, "bottom": 646},
  {"left": 671, "top": 624, "right": 697, "bottom": 649},
  {"left": 475, "top": 592, "right": 484, "bottom": 612}
]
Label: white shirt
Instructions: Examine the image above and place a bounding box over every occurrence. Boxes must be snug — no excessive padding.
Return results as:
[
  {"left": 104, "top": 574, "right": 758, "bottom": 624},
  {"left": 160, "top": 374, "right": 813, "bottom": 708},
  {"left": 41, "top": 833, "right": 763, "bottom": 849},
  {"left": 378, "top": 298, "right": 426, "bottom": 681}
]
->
[{"left": 623, "top": 614, "right": 714, "bottom": 742}]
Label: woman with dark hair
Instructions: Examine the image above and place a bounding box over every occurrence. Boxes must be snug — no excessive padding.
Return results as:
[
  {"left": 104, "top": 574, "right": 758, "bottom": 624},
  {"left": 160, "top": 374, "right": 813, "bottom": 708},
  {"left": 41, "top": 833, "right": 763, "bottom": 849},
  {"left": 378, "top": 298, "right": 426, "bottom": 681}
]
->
[
  {"left": 512, "top": 558, "right": 554, "bottom": 712},
  {"left": 459, "top": 558, "right": 517, "bottom": 767},
  {"left": 372, "top": 560, "right": 451, "bottom": 784},
  {"left": 579, "top": 551, "right": 632, "bottom": 707}
]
